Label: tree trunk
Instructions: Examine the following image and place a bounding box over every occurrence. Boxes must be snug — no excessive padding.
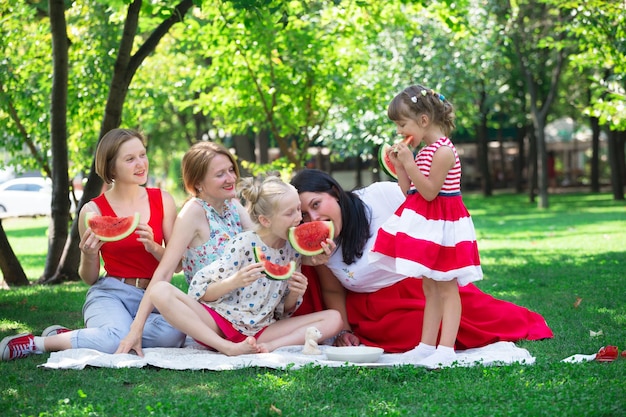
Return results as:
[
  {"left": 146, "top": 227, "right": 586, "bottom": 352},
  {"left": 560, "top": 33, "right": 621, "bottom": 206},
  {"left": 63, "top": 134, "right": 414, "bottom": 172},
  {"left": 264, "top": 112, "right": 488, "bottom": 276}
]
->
[
  {"left": 513, "top": 125, "right": 527, "bottom": 193},
  {"left": 536, "top": 119, "right": 549, "bottom": 209},
  {"left": 234, "top": 133, "right": 255, "bottom": 165},
  {"left": 608, "top": 129, "right": 625, "bottom": 200},
  {"left": 43, "top": 0, "right": 194, "bottom": 284},
  {"left": 497, "top": 129, "right": 506, "bottom": 188},
  {"left": 477, "top": 115, "right": 492, "bottom": 197},
  {"left": 0, "top": 219, "right": 30, "bottom": 287},
  {"left": 590, "top": 116, "right": 600, "bottom": 193},
  {"left": 255, "top": 129, "right": 270, "bottom": 165},
  {"left": 40, "top": 0, "right": 71, "bottom": 284},
  {"left": 354, "top": 156, "right": 363, "bottom": 189},
  {"left": 528, "top": 128, "right": 537, "bottom": 203}
]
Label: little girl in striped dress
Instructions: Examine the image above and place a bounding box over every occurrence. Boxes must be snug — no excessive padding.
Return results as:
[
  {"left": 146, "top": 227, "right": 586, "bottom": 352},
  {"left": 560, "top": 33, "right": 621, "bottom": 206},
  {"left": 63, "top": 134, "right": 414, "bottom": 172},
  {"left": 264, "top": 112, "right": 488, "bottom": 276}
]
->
[{"left": 370, "top": 84, "right": 483, "bottom": 368}]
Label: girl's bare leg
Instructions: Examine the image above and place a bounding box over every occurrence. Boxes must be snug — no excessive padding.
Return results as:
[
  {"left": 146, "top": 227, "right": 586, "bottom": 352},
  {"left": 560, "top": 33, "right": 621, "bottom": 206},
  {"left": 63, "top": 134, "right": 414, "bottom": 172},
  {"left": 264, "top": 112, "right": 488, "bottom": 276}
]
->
[
  {"left": 256, "top": 310, "right": 343, "bottom": 352},
  {"left": 420, "top": 277, "right": 442, "bottom": 346},
  {"left": 437, "top": 279, "right": 461, "bottom": 348},
  {"left": 150, "top": 281, "right": 260, "bottom": 356}
]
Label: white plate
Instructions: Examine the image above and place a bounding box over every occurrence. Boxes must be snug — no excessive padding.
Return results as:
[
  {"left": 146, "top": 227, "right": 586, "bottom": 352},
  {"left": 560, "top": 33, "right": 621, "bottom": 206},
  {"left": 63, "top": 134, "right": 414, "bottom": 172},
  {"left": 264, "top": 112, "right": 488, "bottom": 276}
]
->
[{"left": 325, "top": 346, "right": 384, "bottom": 363}]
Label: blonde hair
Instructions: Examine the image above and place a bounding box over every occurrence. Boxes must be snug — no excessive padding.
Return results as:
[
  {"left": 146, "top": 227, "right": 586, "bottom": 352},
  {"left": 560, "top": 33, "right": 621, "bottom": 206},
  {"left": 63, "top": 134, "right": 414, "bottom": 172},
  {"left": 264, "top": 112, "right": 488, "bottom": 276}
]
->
[
  {"left": 95, "top": 128, "right": 146, "bottom": 184},
  {"left": 387, "top": 84, "right": 456, "bottom": 137},
  {"left": 238, "top": 176, "right": 296, "bottom": 227},
  {"left": 182, "top": 141, "right": 240, "bottom": 197}
]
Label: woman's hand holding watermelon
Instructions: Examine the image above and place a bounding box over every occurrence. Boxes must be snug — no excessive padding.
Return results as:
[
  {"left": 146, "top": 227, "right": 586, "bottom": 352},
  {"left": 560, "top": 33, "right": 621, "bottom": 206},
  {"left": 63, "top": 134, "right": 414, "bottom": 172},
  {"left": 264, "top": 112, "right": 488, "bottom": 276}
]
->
[
  {"left": 79, "top": 228, "right": 105, "bottom": 257},
  {"left": 304, "top": 238, "right": 336, "bottom": 266}
]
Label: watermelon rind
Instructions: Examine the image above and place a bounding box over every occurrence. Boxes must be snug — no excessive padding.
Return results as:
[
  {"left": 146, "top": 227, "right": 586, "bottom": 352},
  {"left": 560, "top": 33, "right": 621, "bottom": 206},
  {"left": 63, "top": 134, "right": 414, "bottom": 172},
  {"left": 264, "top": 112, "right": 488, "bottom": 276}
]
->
[
  {"left": 288, "top": 221, "right": 334, "bottom": 256},
  {"left": 253, "top": 246, "right": 296, "bottom": 280},
  {"left": 85, "top": 212, "right": 140, "bottom": 242},
  {"left": 378, "top": 144, "right": 398, "bottom": 180}
]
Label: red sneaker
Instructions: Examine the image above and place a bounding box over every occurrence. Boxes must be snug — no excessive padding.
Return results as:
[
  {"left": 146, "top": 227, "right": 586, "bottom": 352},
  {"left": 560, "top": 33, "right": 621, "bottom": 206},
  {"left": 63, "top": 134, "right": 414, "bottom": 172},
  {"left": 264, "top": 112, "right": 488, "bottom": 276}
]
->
[
  {"left": 0, "top": 333, "right": 37, "bottom": 361},
  {"left": 595, "top": 345, "right": 619, "bottom": 362}
]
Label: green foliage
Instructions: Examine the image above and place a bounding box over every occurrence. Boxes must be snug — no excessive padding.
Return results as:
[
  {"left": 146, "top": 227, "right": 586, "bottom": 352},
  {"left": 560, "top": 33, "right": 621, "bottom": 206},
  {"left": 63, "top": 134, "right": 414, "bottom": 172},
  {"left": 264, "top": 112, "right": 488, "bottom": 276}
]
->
[
  {"left": 1, "top": 191, "right": 625, "bottom": 416},
  {"left": 1, "top": 0, "right": 624, "bottom": 182},
  {"left": 240, "top": 156, "right": 295, "bottom": 183}
]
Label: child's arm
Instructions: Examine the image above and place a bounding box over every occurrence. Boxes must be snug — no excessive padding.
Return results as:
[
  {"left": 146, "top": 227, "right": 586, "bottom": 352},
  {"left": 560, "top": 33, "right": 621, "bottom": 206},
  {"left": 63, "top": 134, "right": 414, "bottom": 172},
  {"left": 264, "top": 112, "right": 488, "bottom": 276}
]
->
[
  {"left": 398, "top": 146, "right": 455, "bottom": 201},
  {"left": 200, "top": 262, "right": 265, "bottom": 302}
]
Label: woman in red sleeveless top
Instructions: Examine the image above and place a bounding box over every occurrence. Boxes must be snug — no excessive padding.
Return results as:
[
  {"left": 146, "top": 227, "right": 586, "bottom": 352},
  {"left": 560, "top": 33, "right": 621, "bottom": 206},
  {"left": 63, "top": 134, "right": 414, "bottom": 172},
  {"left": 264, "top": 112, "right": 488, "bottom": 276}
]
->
[{"left": 1, "top": 128, "right": 185, "bottom": 361}]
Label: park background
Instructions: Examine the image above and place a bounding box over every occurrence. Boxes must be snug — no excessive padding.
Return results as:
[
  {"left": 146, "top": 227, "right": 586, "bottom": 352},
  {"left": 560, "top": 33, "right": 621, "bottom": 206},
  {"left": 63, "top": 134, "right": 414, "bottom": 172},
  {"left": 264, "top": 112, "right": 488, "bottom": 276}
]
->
[
  {"left": 0, "top": 2, "right": 625, "bottom": 415},
  {"left": 0, "top": 0, "right": 624, "bottom": 287}
]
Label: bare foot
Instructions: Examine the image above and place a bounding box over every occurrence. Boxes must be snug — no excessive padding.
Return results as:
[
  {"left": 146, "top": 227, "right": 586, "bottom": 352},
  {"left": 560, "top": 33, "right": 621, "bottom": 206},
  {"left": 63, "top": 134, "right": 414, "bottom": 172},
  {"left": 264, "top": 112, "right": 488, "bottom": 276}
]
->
[
  {"left": 222, "top": 336, "right": 260, "bottom": 356},
  {"left": 256, "top": 342, "right": 270, "bottom": 353}
]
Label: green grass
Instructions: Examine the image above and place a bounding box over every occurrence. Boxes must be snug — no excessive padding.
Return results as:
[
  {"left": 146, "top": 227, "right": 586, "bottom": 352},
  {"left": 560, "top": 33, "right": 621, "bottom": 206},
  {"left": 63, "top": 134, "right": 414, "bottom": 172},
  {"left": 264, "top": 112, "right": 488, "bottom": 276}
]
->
[{"left": 1, "top": 192, "right": 625, "bottom": 416}]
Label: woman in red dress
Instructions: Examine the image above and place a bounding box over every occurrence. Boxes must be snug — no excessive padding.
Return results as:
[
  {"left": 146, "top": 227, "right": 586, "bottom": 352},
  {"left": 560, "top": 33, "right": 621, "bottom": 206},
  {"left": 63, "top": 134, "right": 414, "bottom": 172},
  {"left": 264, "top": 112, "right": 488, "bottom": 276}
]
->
[{"left": 291, "top": 169, "right": 553, "bottom": 354}]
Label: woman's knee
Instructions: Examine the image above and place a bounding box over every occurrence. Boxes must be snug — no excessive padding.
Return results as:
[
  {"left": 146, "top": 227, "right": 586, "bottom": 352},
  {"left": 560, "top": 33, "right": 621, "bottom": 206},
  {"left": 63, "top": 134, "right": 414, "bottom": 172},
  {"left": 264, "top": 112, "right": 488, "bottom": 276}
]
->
[{"left": 150, "top": 281, "right": 177, "bottom": 306}]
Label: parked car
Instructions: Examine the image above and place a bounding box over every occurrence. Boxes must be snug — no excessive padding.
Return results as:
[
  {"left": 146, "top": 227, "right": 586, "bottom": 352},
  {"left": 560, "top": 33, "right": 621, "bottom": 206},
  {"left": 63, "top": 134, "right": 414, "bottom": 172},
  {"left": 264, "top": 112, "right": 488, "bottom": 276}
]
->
[{"left": 0, "top": 177, "right": 52, "bottom": 218}]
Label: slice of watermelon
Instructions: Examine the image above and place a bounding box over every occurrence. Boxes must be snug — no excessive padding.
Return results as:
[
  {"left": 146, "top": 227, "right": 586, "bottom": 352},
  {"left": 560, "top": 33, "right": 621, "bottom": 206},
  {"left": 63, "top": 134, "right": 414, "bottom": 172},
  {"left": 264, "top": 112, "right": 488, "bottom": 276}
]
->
[
  {"left": 378, "top": 144, "right": 398, "bottom": 180},
  {"left": 85, "top": 212, "right": 140, "bottom": 242},
  {"left": 378, "top": 136, "right": 414, "bottom": 180},
  {"left": 253, "top": 246, "right": 296, "bottom": 280},
  {"left": 288, "top": 220, "right": 334, "bottom": 256}
]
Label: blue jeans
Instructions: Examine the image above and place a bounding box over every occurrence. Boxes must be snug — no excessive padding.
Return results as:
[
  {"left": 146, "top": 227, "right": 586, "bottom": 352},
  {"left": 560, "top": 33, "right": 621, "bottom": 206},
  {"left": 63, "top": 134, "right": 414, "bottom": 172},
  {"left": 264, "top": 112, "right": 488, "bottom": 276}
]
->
[{"left": 72, "top": 277, "right": 185, "bottom": 353}]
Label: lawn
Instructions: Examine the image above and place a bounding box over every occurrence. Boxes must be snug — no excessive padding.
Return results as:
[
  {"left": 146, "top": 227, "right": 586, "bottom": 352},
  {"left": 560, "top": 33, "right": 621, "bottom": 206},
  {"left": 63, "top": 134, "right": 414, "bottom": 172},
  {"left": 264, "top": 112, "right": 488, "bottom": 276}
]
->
[{"left": 0, "top": 191, "right": 625, "bottom": 417}]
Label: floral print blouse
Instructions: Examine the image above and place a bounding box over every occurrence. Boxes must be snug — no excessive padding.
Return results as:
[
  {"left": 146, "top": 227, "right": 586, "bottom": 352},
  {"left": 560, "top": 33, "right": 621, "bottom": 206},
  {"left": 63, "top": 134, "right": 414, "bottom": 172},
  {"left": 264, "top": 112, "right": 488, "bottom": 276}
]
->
[
  {"left": 188, "top": 231, "right": 302, "bottom": 336},
  {"left": 182, "top": 198, "right": 243, "bottom": 284}
]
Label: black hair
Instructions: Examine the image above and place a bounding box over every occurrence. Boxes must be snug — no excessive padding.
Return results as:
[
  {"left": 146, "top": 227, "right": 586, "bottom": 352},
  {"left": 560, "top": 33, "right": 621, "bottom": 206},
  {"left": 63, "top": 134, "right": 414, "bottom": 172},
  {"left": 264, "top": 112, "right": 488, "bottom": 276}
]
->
[{"left": 291, "top": 169, "right": 371, "bottom": 265}]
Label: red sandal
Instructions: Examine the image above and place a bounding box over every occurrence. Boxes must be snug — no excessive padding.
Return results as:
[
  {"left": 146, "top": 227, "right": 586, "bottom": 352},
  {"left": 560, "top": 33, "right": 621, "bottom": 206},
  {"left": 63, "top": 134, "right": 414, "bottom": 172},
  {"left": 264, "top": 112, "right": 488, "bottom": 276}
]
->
[{"left": 595, "top": 345, "right": 619, "bottom": 362}]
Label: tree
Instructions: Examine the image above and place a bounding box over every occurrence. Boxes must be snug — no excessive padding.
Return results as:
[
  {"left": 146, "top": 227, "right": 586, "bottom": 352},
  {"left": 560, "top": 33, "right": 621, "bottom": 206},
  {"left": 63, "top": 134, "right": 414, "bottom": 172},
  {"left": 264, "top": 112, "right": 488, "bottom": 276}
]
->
[
  {"left": 44, "top": 0, "right": 72, "bottom": 283},
  {"left": 507, "top": 0, "right": 570, "bottom": 208},
  {"left": 563, "top": 0, "right": 626, "bottom": 199},
  {"left": 0, "top": 219, "right": 29, "bottom": 287},
  {"left": 41, "top": 0, "right": 195, "bottom": 284}
]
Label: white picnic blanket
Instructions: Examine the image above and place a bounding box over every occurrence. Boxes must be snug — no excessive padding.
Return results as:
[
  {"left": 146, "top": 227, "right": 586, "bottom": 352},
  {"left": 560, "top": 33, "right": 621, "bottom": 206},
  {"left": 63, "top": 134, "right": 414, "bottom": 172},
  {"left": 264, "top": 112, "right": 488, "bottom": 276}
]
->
[{"left": 40, "top": 341, "right": 535, "bottom": 370}]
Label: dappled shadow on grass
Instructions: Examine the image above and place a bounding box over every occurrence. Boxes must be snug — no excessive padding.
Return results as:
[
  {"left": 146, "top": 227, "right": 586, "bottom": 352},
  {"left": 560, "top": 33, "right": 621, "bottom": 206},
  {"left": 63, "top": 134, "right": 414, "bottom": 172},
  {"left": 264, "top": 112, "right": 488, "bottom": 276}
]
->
[{"left": 0, "top": 282, "right": 86, "bottom": 335}]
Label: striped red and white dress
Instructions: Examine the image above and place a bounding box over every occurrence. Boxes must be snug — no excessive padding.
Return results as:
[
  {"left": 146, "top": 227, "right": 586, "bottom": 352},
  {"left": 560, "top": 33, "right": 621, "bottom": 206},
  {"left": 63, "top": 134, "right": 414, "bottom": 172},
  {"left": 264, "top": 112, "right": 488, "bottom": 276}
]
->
[{"left": 369, "top": 137, "right": 483, "bottom": 286}]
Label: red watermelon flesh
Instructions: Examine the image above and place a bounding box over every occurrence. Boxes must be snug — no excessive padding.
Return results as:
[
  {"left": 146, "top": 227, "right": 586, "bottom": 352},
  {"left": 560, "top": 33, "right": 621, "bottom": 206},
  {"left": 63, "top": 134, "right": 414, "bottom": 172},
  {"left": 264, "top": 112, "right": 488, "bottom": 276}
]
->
[
  {"left": 85, "top": 212, "right": 140, "bottom": 242},
  {"left": 288, "top": 220, "right": 334, "bottom": 256},
  {"left": 253, "top": 246, "right": 296, "bottom": 280},
  {"left": 378, "top": 136, "right": 414, "bottom": 180},
  {"left": 379, "top": 144, "right": 397, "bottom": 179}
]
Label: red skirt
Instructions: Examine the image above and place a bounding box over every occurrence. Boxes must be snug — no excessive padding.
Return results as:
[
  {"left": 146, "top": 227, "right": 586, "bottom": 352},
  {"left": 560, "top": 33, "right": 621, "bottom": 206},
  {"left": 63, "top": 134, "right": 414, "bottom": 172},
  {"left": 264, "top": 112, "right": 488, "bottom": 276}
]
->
[{"left": 296, "top": 265, "right": 553, "bottom": 353}]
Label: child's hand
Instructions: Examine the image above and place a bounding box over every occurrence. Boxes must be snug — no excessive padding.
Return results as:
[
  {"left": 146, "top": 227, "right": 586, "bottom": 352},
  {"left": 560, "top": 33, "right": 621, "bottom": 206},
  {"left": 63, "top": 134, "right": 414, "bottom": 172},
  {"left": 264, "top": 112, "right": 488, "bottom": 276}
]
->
[
  {"left": 231, "top": 262, "right": 265, "bottom": 287},
  {"left": 286, "top": 271, "right": 308, "bottom": 297},
  {"left": 391, "top": 143, "right": 414, "bottom": 168}
]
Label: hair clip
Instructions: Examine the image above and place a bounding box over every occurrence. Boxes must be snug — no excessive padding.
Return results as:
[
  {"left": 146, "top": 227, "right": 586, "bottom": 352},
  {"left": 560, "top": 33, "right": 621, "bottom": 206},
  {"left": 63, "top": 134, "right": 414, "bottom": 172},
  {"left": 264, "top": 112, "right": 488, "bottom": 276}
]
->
[
  {"left": 420, "top": 90, "right": 427, "bottom": 97},
  {"left": 410, "top": 96, "right": 417, "bottom": 103},
  {"left": 439, "top": 94, "right": 445, "bottom": 101}
]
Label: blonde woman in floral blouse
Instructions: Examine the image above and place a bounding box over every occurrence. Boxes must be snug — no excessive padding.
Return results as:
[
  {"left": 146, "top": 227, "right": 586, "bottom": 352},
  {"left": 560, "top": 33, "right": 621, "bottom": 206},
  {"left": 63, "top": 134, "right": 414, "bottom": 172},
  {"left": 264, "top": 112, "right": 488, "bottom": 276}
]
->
[{"left": 116, "top": 141, "right": 253, "bottom": 356}]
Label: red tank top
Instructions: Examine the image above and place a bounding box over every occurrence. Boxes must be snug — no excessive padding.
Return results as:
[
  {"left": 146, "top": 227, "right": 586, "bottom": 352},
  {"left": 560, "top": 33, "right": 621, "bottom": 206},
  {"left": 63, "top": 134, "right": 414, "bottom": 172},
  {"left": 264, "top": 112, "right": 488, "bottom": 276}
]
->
[{"left": 92, "top": 188, "right": 164, "bottom": 279}]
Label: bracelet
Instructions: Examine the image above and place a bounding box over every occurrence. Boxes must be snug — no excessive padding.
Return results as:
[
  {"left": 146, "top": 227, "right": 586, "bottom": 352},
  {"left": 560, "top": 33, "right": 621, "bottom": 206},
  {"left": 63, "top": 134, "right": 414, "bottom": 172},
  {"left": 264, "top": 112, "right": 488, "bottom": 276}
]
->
[{"left": 337, "top": 329, "right": 353, "bottom": 338}]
